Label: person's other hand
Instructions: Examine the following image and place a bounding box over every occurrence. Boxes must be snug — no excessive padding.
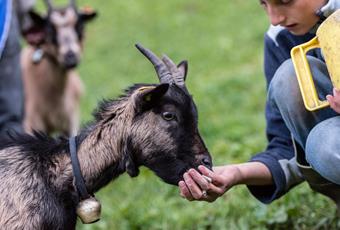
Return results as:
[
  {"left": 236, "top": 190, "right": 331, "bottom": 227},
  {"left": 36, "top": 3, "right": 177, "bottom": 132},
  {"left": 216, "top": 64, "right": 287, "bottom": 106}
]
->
[
  {"left": 326, "top": 88, "right": 340, "bottom": 113},
  {"left": 178, "top": 165, "right": 241, "bottom": 202}
]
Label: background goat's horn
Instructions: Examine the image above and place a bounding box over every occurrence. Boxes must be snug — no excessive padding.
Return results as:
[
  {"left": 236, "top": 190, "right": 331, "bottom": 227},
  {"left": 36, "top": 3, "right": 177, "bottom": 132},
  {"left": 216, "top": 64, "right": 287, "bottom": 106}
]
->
[
  {"left": 162, "top": 55, "right": 186, "bottom": 87},
  {"left": 70, "top": 0, "right": 77, "bottom": 8},
  {"left": 135, "top": 44, "right": 173, "bottom": 84},
  {"left": 44, "top": 0, "right": 53, "bottom": 11}
]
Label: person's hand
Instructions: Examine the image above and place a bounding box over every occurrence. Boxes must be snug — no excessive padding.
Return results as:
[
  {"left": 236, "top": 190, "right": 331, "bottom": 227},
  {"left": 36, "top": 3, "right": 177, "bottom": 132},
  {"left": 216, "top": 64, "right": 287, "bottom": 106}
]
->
[
  {"left": 326, "top": 88, "right": 340, "bottom": 113},
  {"left": 178, "top": 165, "right": 241, "bottom": 202}
]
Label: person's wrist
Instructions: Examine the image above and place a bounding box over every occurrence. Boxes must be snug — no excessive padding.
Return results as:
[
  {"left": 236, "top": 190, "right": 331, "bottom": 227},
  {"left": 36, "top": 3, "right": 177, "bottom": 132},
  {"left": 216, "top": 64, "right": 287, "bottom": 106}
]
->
[{"left": 224, "top": 164, "right": 243, "bottom": 186}]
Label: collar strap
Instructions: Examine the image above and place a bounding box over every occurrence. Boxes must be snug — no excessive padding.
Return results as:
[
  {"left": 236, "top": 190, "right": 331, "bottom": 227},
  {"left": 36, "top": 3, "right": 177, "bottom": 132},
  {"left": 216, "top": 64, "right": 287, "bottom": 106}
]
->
[
  {"left": 69, "top": 136, "right": 90, "bottom": 200},
  {"left": 31, "top": 47, "right": 59, "bottom": 66}
]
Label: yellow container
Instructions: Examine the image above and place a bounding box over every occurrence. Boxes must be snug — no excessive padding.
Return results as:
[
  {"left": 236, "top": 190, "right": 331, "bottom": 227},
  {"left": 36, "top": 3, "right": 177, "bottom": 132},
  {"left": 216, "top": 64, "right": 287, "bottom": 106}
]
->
[{"left": 291, "top": 9, "right": 340, "bottom": 111}]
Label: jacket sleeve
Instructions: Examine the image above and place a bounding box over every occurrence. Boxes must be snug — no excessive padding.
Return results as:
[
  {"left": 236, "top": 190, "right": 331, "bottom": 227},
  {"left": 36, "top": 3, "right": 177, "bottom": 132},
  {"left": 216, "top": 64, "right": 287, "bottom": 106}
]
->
[
  {"left": 246, "top": 34, "right": 304, "bottom": 204},
  {"left": 319, "top": 0, "right": 340, "bottom": 18}
]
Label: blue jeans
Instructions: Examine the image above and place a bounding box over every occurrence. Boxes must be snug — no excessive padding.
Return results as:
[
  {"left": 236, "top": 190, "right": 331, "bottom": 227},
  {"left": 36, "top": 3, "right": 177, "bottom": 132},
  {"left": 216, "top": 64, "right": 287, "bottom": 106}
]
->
[{"left": 268, "top": 56, "right": 340, "bottom": 185}]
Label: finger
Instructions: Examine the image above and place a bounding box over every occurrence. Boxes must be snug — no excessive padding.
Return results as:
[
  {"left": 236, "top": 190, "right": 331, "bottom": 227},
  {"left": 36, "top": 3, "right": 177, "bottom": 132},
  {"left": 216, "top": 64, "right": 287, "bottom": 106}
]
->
[
  {"left": 197, "top": 167, "right": 228, "bottom": 194},
  {"left": 327, "top": 95, "right": 340, "bottom": 113},
  {"left": 202, "top": 175, "right": 212, "bottom": 183},
  {"left": 200, "top": 183, "right": 226, "bottom": 202},
  {"left": 331, "top": 89, "right": 340, "bottom": 101},
  {"left": 331, "top": 89, "right": 340, "bottom": 103},
  {"left": 333, "top": 98, "right": 340, "bottom": 107},
  {"left": 183, "top": 172, "right": 205, "bottom": 199},
  {"left": 178, "top": 180, "right": 194, "bottom": 201},
  {"left": 327, "top": 94, "right": 334, "bottom": 103},
  {"left": 206, "top": 182, "right": 225, "bottom": 195},
  {"left": 197, "top": 165, "right": 225, "bottom": 186},
  {"left": 187, "top": 169, "right": 210, "bottom": 191},
  {"left": 198, "top": 165, "right": 213, "bottom": 176}
]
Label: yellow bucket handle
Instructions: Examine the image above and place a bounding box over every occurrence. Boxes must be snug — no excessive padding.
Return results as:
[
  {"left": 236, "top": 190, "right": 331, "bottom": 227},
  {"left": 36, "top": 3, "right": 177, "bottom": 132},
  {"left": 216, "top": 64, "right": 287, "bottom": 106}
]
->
[{"left": 291, "top": 37, "right": 329, "bottom": 111}]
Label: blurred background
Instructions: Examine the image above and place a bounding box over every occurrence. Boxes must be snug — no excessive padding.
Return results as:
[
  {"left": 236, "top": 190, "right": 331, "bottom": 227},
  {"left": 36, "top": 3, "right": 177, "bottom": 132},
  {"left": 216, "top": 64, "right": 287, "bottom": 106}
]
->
[{"left": 32, "top": 0, "right": 339, "bottom": 229}]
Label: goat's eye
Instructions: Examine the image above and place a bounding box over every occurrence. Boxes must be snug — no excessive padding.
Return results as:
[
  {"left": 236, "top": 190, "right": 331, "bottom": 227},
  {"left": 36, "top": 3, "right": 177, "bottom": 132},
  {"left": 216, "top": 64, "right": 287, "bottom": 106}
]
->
[{"left": 162, "top": 112, "right": 176, "bottom": 121}]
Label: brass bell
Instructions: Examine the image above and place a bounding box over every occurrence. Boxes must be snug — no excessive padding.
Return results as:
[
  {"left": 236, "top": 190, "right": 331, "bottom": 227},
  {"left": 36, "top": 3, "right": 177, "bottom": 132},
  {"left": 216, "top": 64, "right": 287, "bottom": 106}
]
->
[{"left": 76, "top": 196, "right": 101, "bottom": 224}]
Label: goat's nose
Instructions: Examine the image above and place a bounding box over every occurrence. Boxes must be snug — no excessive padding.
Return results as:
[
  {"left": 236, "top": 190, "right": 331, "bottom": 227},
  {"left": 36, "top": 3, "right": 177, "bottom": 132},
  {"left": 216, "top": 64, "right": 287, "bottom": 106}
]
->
[
  {"left": 63, "top": 51, "right": 78, "bottom": 69},
  {"left": 201, "top": 155, "right": 212, "bottom": 169}
]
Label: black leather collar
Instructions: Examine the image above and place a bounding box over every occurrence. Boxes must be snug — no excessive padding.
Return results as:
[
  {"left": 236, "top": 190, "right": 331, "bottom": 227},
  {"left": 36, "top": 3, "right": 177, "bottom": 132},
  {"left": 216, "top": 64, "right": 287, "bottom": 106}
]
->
[{"left": 69, "top": 136, "right": 90, "bottom": 200}]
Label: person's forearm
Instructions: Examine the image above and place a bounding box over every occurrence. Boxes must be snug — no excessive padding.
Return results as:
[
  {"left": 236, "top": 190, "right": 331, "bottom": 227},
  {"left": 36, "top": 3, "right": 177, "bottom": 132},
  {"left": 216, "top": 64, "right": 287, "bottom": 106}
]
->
[{"left": 233, "top": 162, "right": 273, "bottom": 186}]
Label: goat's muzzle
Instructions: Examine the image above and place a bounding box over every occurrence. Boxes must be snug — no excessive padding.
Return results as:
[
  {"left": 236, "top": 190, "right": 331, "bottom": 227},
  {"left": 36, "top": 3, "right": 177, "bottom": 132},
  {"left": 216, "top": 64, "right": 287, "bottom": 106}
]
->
[
  {"left": 200, "top": 155, "right": 213, "bottom": 170},
  {"left": 63, "top": 50, "right": 79, "bottom": 69}
]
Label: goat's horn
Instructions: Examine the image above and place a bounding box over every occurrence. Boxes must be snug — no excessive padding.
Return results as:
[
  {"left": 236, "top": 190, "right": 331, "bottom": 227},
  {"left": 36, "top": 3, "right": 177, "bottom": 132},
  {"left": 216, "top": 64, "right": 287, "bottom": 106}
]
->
[
  {"left": 70, "top": 0, "right": 77, "bottom": 8},
  {"left": 44, "top": 0, "right": 53, "bottom": 11},
  {"left": 162, "top": 55, "right": 185, "bottom": 86},
  {"left": 135, "top": 44, "right": 173, "bottom": 84}
]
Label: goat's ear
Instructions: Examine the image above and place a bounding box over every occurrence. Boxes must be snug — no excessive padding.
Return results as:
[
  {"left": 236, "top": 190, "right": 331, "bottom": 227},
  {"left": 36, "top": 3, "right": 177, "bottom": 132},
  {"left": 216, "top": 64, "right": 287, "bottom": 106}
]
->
[
  {"left": 22, "top": 10, "right": 46, "bottom": 46},
  {"left": 137, "top": 84, "right": 169, "bottom": 111},
  {"left": 177, "top": 60, "right": 188, "bottom": 81},
  {"left": 28, "top": 10, "right": 45, "bottom": 26},
  {"left": 78, "top": 7, "right": 97, "bottom": 23}
]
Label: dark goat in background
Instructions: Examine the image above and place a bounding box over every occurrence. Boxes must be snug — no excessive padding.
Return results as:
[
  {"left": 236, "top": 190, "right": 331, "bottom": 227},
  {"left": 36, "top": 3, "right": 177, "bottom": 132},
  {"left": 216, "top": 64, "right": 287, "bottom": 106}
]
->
[
  {"left": 21, "top": 0, "right": 97, "bottom": 135},
  {"left": 0, "top": 44, "right": 212, "bottom": 229}
]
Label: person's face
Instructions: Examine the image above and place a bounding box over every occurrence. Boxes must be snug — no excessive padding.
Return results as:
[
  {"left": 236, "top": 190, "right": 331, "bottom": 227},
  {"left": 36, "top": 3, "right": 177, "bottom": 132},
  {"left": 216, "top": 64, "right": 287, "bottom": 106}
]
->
[{"left": 260, "top": 0, "right": 327, "bottom": 35}]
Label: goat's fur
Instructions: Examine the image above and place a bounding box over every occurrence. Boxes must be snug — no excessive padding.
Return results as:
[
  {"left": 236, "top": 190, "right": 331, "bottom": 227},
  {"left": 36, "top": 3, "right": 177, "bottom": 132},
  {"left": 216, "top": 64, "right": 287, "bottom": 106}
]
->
[
  {"left": 0, "top": 81, "right": 212, "bottom": 229},
  {"left": 21, "top": 46, "right": 83, "bottom": 136},
  {"left": 2, "top": 43, "right": 212, "bottom": 229},
  {"left": 21, "top": 5, "right": 97, "bottom": 135}
]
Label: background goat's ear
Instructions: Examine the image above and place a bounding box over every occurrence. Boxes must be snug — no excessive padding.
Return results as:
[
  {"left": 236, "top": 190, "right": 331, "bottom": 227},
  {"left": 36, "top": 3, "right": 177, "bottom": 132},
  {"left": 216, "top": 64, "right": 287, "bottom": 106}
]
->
[
  {"left": 78, "top": 7, "right": 97, "bottom": 23},
  {"left": 177, "top": 60, "right": 188, "bottom": 81},
  {"left": 22, "top": 10, "right": 46, "bottom": 46},
  {"left": 137, "top": 84, "right": 169, "bottom": 111}
]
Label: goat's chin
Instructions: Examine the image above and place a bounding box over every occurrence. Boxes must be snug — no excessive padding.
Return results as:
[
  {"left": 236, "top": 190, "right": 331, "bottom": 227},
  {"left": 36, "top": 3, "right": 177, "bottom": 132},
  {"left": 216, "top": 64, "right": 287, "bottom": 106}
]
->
[
  {"left": 159, "top": 176, "right": 181, "bottom": 186},
  {"left": 144, "top": 156, "right": 192, "bottom": 186},
  {"left": 154, "top": 167, "right": 188, "bottom": 186},
  {"left": 63, "top": 62, "right": 78, "bottom": 70}
]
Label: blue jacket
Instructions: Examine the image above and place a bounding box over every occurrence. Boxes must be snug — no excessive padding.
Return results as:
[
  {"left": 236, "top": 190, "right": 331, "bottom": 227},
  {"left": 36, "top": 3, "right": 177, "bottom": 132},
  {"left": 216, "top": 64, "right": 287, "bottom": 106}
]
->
[
  {"left": 0, "top": 0, "right": 11, "bottom": 58},
  {"left": 247, "top": 25, "right": 324, "bottom": 204}
]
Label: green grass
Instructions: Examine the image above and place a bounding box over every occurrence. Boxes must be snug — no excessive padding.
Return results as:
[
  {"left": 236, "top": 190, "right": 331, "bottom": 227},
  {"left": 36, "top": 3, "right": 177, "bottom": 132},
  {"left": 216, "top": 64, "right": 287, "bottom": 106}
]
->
[{"left": 50, "top": 0, "right": 340, "bottom": 229}]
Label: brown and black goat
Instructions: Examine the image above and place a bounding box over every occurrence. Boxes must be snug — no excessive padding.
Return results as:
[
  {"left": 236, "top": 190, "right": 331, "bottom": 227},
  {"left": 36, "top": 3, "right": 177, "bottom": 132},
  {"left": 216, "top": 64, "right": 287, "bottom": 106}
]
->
[
  {"left": 21, "top": 0, "right": 97, "bottom": 136},
  {"left": 0, "top": 44, "right": 212, "bottom": 229}
]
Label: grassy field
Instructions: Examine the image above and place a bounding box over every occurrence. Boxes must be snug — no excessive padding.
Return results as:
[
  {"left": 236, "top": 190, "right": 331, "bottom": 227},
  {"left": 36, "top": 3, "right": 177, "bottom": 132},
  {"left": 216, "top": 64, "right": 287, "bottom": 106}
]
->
[{"left": 45, "top": 0, "right": 340, "bottom": 229}]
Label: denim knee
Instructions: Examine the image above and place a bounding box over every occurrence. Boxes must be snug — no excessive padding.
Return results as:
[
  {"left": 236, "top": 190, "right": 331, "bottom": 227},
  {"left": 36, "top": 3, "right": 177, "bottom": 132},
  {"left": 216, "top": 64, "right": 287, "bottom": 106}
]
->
[
  {"left": 268, "top": 56, "right": 335, "bottom": 147},
  {"left": 306, "top": 117, "right": 340, "bottom": 185},
  {"left": 268, "top": 59, "right": 303, "bottom": 111},
  {"left": 268, "top": 56, "right": 330, "bottom": 110}
]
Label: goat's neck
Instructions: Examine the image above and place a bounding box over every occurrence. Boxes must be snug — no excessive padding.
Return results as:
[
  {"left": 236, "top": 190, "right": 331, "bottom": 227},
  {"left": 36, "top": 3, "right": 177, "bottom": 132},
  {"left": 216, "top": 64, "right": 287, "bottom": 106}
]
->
[
  {"left": 74, "top": 101, "right": 135, "bottom": 193},
  {"left": 35, "top": 45, "right": 69, "bottom": 92}
]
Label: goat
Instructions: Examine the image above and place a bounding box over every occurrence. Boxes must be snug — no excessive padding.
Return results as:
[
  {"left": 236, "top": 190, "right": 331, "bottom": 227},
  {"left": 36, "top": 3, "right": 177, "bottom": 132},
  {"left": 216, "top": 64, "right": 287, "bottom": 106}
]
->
[
  {"left": 0, "top": 44, "right": 213, "bottom": 229},
  {"left": 21, "top": 0, "right": 97, "bottom": 136}
]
